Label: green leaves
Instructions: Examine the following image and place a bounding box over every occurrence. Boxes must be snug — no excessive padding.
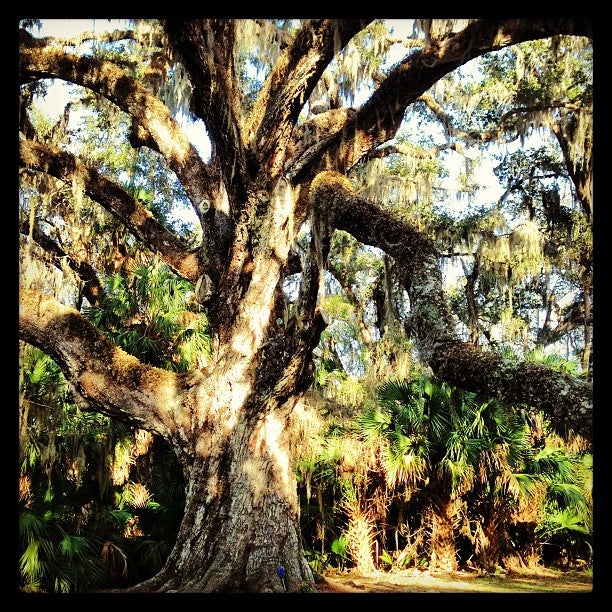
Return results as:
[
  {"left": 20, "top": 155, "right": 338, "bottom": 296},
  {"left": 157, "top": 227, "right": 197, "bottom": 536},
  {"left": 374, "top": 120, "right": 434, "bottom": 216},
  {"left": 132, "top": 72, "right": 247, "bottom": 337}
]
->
[
  {"left": 133, "top": 187, "right": 153, "bottom": 204},
  {"left": 356, "top": 406, "right": 391, "bottom": 438},
  {"left": 378, "top": 378, "right": 415, "bottom": 405},
  {"left": 58, "top": 534, "right": 97, "bottom": 560},
  {"left": 19, "top": 510, "right": 46, "bottom": 544},
  {"left": 330, "top": 534, "right": 349, "bottom": 557},
  {"left": 84, "top": 260, "right": 211, "bottom": 371},
  {"left": 19, "top": 510, "right": 106, "bottom": 592}
]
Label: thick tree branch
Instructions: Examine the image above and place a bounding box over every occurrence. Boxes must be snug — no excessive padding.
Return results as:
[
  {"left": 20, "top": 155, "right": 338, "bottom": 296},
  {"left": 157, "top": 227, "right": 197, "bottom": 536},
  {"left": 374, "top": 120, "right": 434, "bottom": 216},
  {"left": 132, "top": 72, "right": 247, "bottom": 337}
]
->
[
  {"left": 19, "top": 288, "right": 192, "bottom": 440},
  {"left": 428, "top": 339, "right": 592, "bottom": 442},
  {"left": 538, "top": 300, "right": 591, "bottom": 347},
  {"left": 291, "top": 18, "right": 592, "bottom": 181},
  {"left": 20, "top": 138, "right": 203, "bottom": 282},
  {"left": 253, "top": 306, "right": 328, "bottom": 411},
  {"left": 311, "top": 172, "right": 456, "bottom": 350},
  {"left": 310, "top": 171, "right": 592, "bottom": 441}
]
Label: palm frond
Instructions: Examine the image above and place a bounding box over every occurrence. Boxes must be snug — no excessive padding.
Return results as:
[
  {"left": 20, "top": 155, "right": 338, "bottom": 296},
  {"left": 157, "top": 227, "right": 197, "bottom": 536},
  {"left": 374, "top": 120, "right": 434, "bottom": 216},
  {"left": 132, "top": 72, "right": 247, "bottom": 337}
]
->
[
  {"left": 378, "top": 378, "right": 415, "bottom": 404},
  {"left": 537, "top": 509, "right": 592, "bottom": 537},
  {"left": 58, "top": 534, "right": 96, "bottom": 560},
  {"left": 525, "top": 347, "right": 581, "bottom": 375},
  {"left": 439, "top": 457, "right": 474, "bottom": 493},
  {"left": 546, "top": 482, "right": 590, "bottom": 514},
  {"left": 532, "top": 447, "right": 576, "bottom": 483},
  {"left": 134, "top": 538, "right": 170, "bottom": 573},
  {"left": 355, "top": 406, "right": 391, "bottom": 439},
  {"left": 19, "top": 510, "right": 45, "bottom": 544},
  {"left": 20, "top": 539, "right": 43, "bottom": 583},
  {"left": 509, "top": 472, "right": 541, "bottom": 499},
  {"left": 383, "top": 446, "right": 426, "bottom": 488}
]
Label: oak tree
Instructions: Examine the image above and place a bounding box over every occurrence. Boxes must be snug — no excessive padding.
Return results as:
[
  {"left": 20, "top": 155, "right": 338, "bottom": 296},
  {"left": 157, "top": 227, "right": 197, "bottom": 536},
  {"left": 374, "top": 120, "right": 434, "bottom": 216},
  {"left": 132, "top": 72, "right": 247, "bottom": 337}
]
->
[{"left": 19, "top": 18, "right": 593, "bottom": 592}]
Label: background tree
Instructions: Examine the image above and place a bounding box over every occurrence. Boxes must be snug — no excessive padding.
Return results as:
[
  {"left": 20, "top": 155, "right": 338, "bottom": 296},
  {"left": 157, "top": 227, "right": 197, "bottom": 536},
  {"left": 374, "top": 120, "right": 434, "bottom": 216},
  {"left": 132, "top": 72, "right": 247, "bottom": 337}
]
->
[{"left": 19, "top": 18, "right": 592, "bottom": 592}]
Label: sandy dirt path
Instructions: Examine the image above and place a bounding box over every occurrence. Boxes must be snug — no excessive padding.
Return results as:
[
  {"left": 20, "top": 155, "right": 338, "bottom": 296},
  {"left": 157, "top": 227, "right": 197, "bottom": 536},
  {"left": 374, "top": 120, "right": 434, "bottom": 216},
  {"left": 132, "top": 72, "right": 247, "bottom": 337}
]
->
[{"left": 315, "top": 568, "right": 592, "bottom": 594}]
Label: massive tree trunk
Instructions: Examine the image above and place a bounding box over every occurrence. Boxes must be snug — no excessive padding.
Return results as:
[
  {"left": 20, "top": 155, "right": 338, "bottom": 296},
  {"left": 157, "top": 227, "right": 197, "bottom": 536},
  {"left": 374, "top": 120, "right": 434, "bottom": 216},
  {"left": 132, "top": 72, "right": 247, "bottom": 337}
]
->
[
  {"left": 20, "top": 255, "right": 324, "bottom": 593},
  {"left": 133, "top": 403, "right": 313, "bottom": 593},
  {"left": 18, "top": 171, "right": 326, "bottom": 592}
]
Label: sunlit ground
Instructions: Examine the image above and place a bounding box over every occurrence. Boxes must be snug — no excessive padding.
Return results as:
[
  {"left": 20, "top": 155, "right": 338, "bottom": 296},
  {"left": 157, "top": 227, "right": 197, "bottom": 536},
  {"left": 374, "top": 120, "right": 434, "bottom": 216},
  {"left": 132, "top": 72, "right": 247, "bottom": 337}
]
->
[{"left": 319, "top": 568, "right": 592, "bottom": 593}]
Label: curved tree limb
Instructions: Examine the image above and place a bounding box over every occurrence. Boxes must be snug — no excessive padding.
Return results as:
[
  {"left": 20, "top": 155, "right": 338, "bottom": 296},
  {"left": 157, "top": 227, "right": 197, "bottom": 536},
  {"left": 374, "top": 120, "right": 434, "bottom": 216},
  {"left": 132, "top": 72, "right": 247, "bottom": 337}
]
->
[
  {"left": 20, "top": 137, "right": 203, "bottom": 281},
  {"left": 310, "top": 171, "right": 592, "bottom": 441},
  {"left": 19, "top": 288, "right": 193, "bottom": 441}
]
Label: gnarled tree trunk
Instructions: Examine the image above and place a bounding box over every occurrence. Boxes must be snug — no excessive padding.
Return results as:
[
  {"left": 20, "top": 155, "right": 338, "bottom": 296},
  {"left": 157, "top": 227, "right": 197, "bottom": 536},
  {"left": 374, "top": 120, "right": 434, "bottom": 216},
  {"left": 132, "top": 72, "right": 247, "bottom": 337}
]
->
[{"left": 133, "top": 400, "right": 313, "bottom": 593}]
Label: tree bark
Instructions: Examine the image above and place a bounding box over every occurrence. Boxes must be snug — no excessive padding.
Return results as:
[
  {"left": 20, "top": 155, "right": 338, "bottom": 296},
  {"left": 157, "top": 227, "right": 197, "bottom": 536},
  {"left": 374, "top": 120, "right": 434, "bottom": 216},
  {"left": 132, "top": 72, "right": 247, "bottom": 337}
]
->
[{"left": 130, "top": 404, "right": 314, "bottom": 593}]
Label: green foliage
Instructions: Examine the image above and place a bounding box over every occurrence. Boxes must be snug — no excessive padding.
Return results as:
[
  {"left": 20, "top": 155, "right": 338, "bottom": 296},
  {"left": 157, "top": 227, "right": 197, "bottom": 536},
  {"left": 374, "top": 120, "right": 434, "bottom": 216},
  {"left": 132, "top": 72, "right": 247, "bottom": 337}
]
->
[
  {"left": 19, "top": 339, "right": 186, "bottom": 592},
  {"left": 525, "top": 347, "right": 581, "bottom": 375},
  {"left": 535, "top": 504, "right": 593, "bottom": 567},
  {"left": 20, "top": 250, "right": 194, "bottom": 592},
  {"left": 322, "top": 293, "right": 353, "bottom": 321},
  {"left": 330, "top": 534, "right": 349, "bottom": 558},
  {"left": 19, "top": 509, "right": 106, "bottom": 593},
  {"left": 299, "top": 372, "right": 592, "bottom": 574},
  {"left": 84, "top": 259, "right": 210, "bottom": 372},
  {"left": 303, "top": 549, "right": 330, "bottom": 575},
  {"left": 132, "top": 538, "right": 171, "bottom": 575}
]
